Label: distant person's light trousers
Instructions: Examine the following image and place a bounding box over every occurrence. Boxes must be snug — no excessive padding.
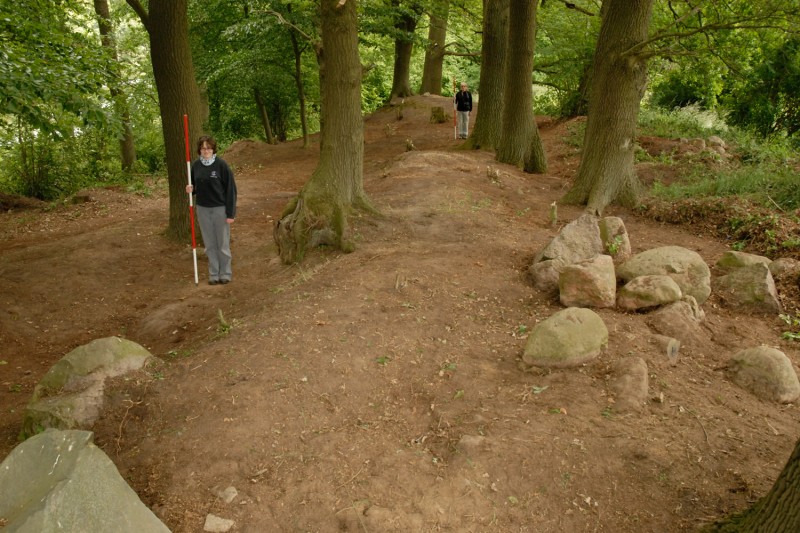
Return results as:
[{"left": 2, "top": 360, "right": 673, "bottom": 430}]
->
[
  {"left": 196, "top": 205, "right": 232, "bottom": 282},
  {"left": 457, "top": 111, "right": 470, "bottom": 138}
]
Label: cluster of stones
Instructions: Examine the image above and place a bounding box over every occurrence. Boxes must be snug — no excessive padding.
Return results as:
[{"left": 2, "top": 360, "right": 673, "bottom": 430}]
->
[
  {"left": 0, "top": 338, "right": 178, "bottom": 532},
  {"left": 523, "top": 214, "right": 800, "bottom": 408},
  {"left": 1, "top": 335, "right": 243, "bottom": 532}
]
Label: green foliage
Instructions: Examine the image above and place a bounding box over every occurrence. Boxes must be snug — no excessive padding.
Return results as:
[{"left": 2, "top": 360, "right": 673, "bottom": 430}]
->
[
  {"left": 0, "top": 0, "right": 163, "bottom": 199},
  {"left": 535, "top": 1, "right": 600, "bottom": 116},
  {"left": 651, "top": 68, "right": 724, "bottom": 111},
  {"left": 0, "top": 0, "right": 115, "bottom": 134},
  {"left": 190, "top": 0, "right": 321, "bottom": 143},
  {"left": 780, "top": 313, "right": 800, "bottom": 341},
  {"left": 638, "top": 105, "right": 728, "bottom": 140},
  {"left": 642, "top": 105, "right": 800, "bottom": 211},
  {"left": 723, "top": 37, "right": 800, "bottom": 139}
]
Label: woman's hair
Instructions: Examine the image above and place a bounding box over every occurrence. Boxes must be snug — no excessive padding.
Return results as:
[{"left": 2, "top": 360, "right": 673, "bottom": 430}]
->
[{"left": 197, "top": 135, "right": 217, "bottom": 155}]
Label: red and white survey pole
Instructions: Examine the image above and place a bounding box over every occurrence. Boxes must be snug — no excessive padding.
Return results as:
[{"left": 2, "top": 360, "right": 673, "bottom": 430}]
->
[
  {"left": 452, "top": 78, "right": 457, "bottom": 140},
  {"left": 183, "top": 114, "right": 199, "bottom": 286}
]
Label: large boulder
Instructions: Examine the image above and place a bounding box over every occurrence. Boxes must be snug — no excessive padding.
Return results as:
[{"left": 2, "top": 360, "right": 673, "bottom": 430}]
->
[
  {"left": 535, "top": 214, "right": 604, "bottom": 265},
  {"left": 530, "top": 215, "right": 607, "bottom": 293},
  {"left": 617, "top": 246, "right": 711, "bottom": 304},
  {"left": 647, "top": 296, "right": 707, "bottom": 348},
  {"left": 21, "top": 337, "right": 153, "bottom": 439},
  {"left": 727, "top": 347, "right": 800, "bottom": 403},
  {"left": 617, "top": 275, "right": 683, "bottom": 311},
  {"left": 529, "top": 258, "right": 566, "bottom": 294},
  {"left": 769, "top": 257, "right": 800, "bottom": 279},
  {"left": 0, "top": 429, "right": 169, "bottom": 532},
  {"left": 523, "top": 307, "right": 608, "bottom": 368},
  {"left": 715, "top": 250, "right": 771, "bottom": 272},
  {"left": 715, "top": 263, "right": 782, "bottom": 314},
  {"left": 558, "top": 255, "right": 616, "bottom": 308}
]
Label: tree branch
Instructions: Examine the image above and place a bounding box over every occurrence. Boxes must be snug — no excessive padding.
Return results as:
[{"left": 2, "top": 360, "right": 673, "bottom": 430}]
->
[
  {"left": 623, "top": 18, "right": 793, "bottom": 59},
  {"left": 124, "top": 0, "right": 149, "bottom": 28},
  {"left": 260, "top": 8, "right": 316, "bottom": 44},
  {"left": 555, "top": 0, "right": 597, "bottom": 17}
]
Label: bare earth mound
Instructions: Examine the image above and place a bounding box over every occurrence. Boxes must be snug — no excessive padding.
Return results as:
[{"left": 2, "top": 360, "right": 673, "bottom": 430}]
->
[{"left": 1, "top": 95, "right": 798, "bottom": 532}]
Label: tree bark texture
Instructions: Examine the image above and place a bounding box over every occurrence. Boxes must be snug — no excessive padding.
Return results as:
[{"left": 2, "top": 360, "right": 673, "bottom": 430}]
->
[
  {"left": 562, "top": 0, "right": 652, "bottom": 214},
  {"left": 704, "top": 437, "right": 800, "bottom": 532},
  {"left": 273, "top": 0, "right": 370, "bottom": 264},
  {"left": 127, "top": 0, "right": 204, "bottom": 242},
  {"left": 419, "top": 0, "right": 449, "bottom": 95},
  {"left": 94, "top": 0, "right": 136, "bottom": 171},
  {"left": 254, "top": 87, "right": 275, "bottom": 144},
  {"left": 495, "top": 0, "right": 546, "bottom": 173},
  {"left": 389, "top": 1, "right": 419, "bottom": 99},
  {"left": 469, "top": 0, "right": 509, "bottom": 151}
]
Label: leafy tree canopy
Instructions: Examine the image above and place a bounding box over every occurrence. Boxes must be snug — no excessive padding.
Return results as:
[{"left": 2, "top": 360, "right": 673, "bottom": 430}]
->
[{"left": 0, "top": 0, "right": 115, "bottom": 135}]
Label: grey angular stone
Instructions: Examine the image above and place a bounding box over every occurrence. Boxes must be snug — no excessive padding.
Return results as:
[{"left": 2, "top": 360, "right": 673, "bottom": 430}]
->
[
  {"left": 536, "top": 214, "right": 603, "bottom": 265},
  {"left": 715, "top": 250, "right": 771, "bottom": 272},
  {"left": 647, "top": 297, "right": 707, "bottom": 348},
  {"left": 558, "top": 255, "right": 616, "bottom": 308},
  {"left": 204, "top": 514, "right": 235, "bottom": 532},
  {"left": 715, "top": 263, "right": 782, "bottom": 314},
  {"left": 529, "top": 258, "right": 566, "bottom": 294},
  {"left": 617, "top": 275, "right": 682, "bottom": 311},
  {"left": 769, "top": 257, "right": 800, "bottom": 279},
  {"left": 0, "top": 429, "right": 169, "bottom": 532}
]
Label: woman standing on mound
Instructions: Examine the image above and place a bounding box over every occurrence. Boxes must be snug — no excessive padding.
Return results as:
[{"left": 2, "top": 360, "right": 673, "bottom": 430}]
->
[{"left": 185, "top": 135, "right": 237, "bottom": 285}]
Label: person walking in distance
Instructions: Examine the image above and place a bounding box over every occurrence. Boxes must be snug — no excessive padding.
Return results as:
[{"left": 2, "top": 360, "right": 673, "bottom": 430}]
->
[
  {"left": 185, "top": 135, "right": 237, "bottom": 285},
  {"left": 455, "top": 82, "right": 473, "bottom": 139}
]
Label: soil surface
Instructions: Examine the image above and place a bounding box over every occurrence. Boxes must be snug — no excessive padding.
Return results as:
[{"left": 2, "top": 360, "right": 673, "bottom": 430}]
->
[{"left": 2, "top": 95, "right": 799, "bottom": 532}]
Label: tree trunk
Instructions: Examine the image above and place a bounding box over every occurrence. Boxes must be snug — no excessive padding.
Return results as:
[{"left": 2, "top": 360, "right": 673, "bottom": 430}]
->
[
  {"left": 254, "top": 87, "right": 275, "bottom": 144},
  {"left": 703, "top": 437, "right": 800, "bottom": 532},
  {"left": 562, "top": 0, "right": 652, "bottom": 214},
  {"left": 560, "top": 59, "right": 593, "bottom": 118},
  {"left": 287, "top": 5, "right": 310, "bottom": 147},
  {"left": 94, "top": 0, "right": 136, "bottom": 171},
  {"left": 495, "top": 0, "right": 546, "bottom": 173},
  {"left": 273, "top": 0, "right": 372, "bottom": 264},
  {"left": 389, "top": 1, "right": 418, "bottom": 99},
  {"left": 469, "top": 0, "right": 509, "bottom": 151},
  {"left": 126, "top": 0, "right": 204, "bottom": 242},
  {"left": 419, "top": 0, "right": 449, "bottom": 95}
]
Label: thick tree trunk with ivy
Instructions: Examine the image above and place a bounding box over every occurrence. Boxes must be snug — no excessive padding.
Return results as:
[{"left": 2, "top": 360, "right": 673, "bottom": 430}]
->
[
  {"left": 419, "top": 0, "right": 449, "bottom": 95},
  {"left": 495, "top": 0, "right": 546, "bottom": 173},
  {"left": 469, "top": 0, "right": 509, "bottom": 151},
  {"left": 562, "top": 0, "right": 652, "bottom": 214},
  {"left": 703, "top": 437, "right": 800, "bottom": 532},
  {"left": 273, "top": 0, "right": 371, "bottom": 264},
  {"left": 254, "top": 87, "right": 275, "bottom": 144},
  {"left": 389, "top": 1, "right": 419, "bottom": 99},
  {"left": 94, "top": 0, "right": 136, "bottom": 171},
  {"left": 126, "top": 0, "right": 204, "bottom": 242}
]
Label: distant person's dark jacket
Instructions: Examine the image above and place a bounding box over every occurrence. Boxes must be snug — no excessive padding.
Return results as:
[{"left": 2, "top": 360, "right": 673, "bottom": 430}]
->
[{"left": 455, "top": 91, "right": 472, "bottom": 112}]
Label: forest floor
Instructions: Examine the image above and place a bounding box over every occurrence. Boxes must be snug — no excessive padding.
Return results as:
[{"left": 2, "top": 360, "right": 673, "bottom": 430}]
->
[{"left": 1, "top": 95, "right": 799, "bottom": 532}]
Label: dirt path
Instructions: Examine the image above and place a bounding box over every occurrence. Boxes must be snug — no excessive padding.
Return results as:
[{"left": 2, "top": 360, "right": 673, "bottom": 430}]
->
[{"left": 1, "top": 96, "right": 798, "bottom": 532}]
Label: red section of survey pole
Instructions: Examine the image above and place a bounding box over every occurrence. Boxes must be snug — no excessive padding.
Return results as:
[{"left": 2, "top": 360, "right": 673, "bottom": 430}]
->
[
  {"left": 452, "top": 78, "right": 457, "bottom": 140},
  {"left": 183, "top": 114, "right": 199, "bottom": 286}
]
